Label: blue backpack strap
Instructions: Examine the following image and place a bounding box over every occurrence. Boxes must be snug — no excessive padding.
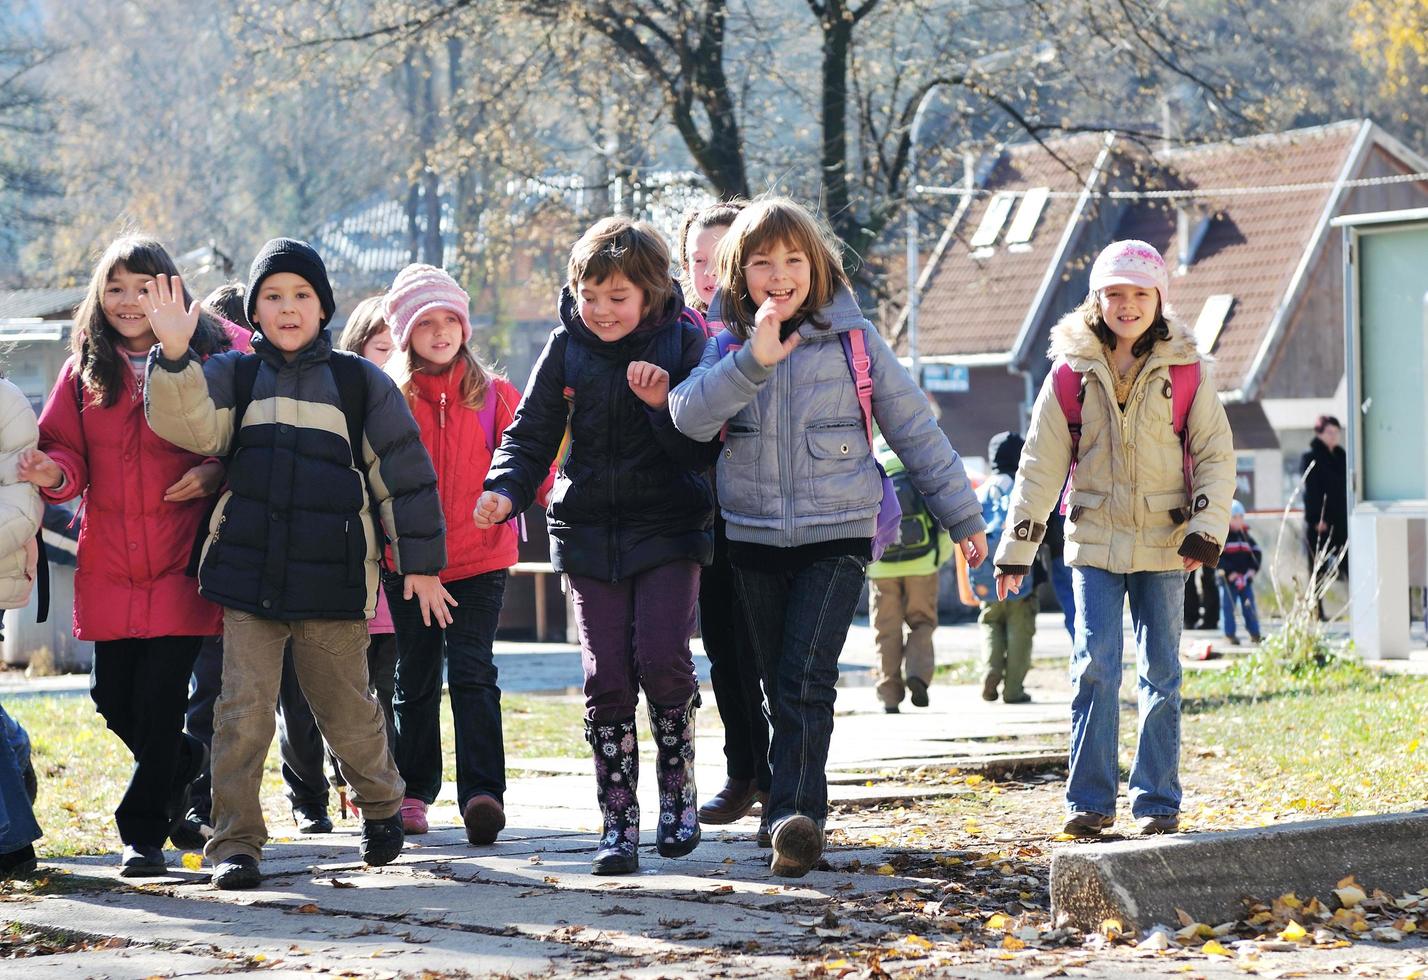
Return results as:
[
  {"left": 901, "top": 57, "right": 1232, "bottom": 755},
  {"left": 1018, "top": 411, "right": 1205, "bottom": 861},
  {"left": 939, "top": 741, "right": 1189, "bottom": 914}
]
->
[
  {"left": 326, "top": 351, "right": 370, "bottom": 470},
  {"left": 229, "top": 353, "right": 262, "bottom": 456}
]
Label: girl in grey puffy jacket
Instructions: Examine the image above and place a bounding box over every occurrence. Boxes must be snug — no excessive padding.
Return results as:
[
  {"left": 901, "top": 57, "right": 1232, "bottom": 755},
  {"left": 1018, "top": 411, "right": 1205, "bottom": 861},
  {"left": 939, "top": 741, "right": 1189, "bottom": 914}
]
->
[{"left": 668, "top": 198, "right": 986, "bottom": 879}]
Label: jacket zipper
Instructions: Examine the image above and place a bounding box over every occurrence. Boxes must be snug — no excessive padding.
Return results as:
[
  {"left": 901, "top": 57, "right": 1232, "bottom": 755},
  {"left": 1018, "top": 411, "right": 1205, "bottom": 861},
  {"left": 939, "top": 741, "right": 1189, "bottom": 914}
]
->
[
  {"left": 608, "top": 366, "right": 620, "bottom": 581},
  {"left": 779, "top": 353, "right": 793, "bottom": 547}
]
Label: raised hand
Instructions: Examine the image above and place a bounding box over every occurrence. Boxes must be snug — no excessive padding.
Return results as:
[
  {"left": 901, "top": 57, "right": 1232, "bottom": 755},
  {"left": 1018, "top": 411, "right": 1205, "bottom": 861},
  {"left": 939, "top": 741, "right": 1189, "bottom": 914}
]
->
[
  {"left": 748, "top": 296, "right": 801, "bottom": 367},
  {"left": 404, "top": 573, "right": 458, "bottom": 628},
  {"left": 17, "top": 448, "right": 61, "bottom": 490},
  {"left": 473, "top": 490, "right": 513, "bottom": 528},
  {"left": 139, "top": 273, "right": 201, "bottom": 360},
  {"left": 627, "top": 360, "right": 671, "bottom": 410},
  {"left": 163, "top": 460, "right": 224, "bottom": 502}
]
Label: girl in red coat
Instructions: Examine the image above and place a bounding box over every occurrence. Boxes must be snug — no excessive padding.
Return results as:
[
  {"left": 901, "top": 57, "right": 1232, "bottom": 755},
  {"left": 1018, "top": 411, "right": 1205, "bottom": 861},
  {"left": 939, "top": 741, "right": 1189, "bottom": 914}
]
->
[
  {"left": 381, "top": 265, "right": 519, "bottom": 845},
  {"left": 18, "top": 235, "right": 233, "bottom": 877}
]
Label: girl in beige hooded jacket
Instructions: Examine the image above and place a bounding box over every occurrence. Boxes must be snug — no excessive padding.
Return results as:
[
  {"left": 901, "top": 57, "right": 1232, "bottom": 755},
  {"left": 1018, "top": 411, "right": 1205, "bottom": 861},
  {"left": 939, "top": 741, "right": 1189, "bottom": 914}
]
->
[
  {"left": 994, "top": 240, "right": 1234, "bottom": 839},
  {"left": 0, "top": 378, "right": 42, "bottom": 611}
]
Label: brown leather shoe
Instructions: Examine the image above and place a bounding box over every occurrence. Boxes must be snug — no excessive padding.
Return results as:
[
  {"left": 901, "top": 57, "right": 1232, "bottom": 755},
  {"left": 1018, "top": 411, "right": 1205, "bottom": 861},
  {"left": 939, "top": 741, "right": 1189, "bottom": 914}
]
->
[
  {"left": 462, "top": 794, "right": 506, "bottom": 846},
  {"left": 698, "top": 777, "right": 757, "bottom": 824}
]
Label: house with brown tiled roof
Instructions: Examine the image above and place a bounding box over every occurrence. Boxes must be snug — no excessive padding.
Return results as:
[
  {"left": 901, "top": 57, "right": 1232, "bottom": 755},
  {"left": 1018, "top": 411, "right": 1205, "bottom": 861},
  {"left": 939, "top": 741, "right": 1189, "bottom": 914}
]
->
[{"left": 898, "top": 119, "right": 1428, "bottom": 505}]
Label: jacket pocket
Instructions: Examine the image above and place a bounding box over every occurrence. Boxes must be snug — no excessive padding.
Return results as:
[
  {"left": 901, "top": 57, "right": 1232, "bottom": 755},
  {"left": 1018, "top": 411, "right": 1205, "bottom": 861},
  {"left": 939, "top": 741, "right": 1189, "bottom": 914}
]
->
[
  {"left": 806, "top": 423, "right": 876, "bottom": 510},
  {"left": 716, "top": 429, "right": 762, "bottom": 516},
  {"left": 1066, "top": 489, "right": 1109, "bottom": 545},
  {"left": 1145, "top": 490, "right": 1192, "bottom": 525}
]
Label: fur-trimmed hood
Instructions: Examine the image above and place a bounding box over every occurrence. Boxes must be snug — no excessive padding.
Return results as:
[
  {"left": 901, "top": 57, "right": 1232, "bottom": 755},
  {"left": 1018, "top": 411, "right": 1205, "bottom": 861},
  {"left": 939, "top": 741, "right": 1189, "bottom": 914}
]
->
[{"left": 1046, "top": 309, "right": 1201, "bottom": 367}]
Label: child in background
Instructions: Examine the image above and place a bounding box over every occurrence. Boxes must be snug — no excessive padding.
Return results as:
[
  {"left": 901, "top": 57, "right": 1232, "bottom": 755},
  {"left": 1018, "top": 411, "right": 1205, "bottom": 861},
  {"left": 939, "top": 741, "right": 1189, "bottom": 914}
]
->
[
  {"left": 0, "top": 368, "right": 44, "bottom": 879},
  {"left": 668, "top": 198, "right": 986, "bottom": 877},
  {"left": 1218, "top": 500, "right": 1262, "bottom": 645},
  {"left": 19, "top": 236, "right": 231, "bottom": 877},
  {"left": 977, "top": 432, "right": 1037, "bottom": 705},
  {"left": 993, "top": 240, "right": 1235, "bottom": 837},
  {"left": 382, "top": 265, "right": 522, "bottom": 845},
  {"left": 477, "top": 218, "right": 715, "bottom": 875},
  {"left": 677, "top": 201, "right": 770, "bottom": 827},
  {"left": 143, "top": 238, "right": 449, "bottom": 889}
]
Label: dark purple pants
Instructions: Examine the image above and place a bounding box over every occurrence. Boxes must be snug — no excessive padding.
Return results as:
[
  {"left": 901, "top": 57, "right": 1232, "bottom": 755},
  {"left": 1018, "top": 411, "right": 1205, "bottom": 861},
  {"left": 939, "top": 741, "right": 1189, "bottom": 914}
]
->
[{"left": 568, "top": 560, "right": 700, "bottom": 721}]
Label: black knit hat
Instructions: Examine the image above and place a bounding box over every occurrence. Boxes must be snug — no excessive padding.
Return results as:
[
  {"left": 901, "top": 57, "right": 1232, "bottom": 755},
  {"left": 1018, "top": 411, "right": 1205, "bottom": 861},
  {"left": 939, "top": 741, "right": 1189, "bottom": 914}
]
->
[
  {"left": 988, "top": 431, "right": 1025, "bottom": 477},
  {"left": 245, "top": 238, "right": 336, "bottom": 328}
]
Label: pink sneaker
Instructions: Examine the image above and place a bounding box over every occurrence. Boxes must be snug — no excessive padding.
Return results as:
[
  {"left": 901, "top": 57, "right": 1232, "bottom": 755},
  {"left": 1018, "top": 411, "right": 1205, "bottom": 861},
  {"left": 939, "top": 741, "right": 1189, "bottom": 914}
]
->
[{"left": 400, "top": 797, "right": 429, "bottom": 835}]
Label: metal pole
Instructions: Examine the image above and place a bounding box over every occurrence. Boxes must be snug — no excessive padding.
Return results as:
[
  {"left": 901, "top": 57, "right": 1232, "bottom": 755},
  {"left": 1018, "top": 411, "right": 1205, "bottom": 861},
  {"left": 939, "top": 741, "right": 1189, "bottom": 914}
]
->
[{"left": 906, "top": 86, "right": 942, "bottom": 390}]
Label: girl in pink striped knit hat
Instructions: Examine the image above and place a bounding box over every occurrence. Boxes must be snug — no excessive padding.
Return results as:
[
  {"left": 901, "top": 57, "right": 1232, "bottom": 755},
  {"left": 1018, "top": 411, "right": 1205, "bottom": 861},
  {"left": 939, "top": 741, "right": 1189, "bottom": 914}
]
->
[{"left": 380, "top": 263, "right": 523, "bottom": 847}]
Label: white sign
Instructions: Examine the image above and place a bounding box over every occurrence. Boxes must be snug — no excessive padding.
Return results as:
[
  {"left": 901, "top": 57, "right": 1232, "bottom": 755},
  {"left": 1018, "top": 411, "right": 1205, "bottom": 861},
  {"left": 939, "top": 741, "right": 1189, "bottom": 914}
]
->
[{"left": 923, "top": 364, "right": 969, "bottom": 393}]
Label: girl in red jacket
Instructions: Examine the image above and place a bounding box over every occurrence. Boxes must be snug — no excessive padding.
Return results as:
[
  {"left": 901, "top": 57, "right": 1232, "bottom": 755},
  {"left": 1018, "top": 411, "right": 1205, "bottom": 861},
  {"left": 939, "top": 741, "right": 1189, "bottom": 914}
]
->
[
  {"left": 18, "top": 235, "right": 234, "bottom": 877},
  {"left": 381, "top": 264, "right": 519, "bottom": 845}
]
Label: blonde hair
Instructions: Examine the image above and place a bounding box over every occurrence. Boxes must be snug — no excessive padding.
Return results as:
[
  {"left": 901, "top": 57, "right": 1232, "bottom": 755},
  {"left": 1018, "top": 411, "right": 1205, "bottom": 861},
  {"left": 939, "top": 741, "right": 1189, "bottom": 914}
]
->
[
  {"left": 713, "top": 197, "right": 848, "bottom": 340},
  {"left": 340, "top": 296, "right": 389, "bottom": 355},
  {"left": 386, "top": 342, "right": 500, "bottom": 412},
  {"left": 566, "top": 217, "right": 675, "bottom": 317},
  {"left": 676, "top": 200, "right": 747, "bottom": 313}
]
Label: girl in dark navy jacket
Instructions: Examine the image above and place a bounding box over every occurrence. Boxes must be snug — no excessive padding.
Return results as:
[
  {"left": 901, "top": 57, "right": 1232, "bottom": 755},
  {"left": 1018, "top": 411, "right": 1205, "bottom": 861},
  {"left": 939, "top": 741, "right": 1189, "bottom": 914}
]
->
[{"left": 476, "top": 217, "right": 715, "bottom": 876}]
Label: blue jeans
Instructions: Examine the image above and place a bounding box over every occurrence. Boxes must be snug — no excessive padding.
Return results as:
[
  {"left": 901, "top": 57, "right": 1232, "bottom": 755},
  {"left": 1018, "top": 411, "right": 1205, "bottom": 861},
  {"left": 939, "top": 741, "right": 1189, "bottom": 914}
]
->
[
  {"left": 1050, "top": 554, "right": 1076, "bottom": 638},
  {"left": 732, "top": 555, "right": 867, "bottom": 827},
  {"left": 387, "top": 570, "right": 508, "bottom": 808},
  {"left": 0, "top": 704, "right": 40, "bottom": 853},
  {"left": 1218, "top": 576, "right": 1261, "bottom": 640},
  {"left": 1067, "top": 566, "right": 1183, "bottom": 819}
]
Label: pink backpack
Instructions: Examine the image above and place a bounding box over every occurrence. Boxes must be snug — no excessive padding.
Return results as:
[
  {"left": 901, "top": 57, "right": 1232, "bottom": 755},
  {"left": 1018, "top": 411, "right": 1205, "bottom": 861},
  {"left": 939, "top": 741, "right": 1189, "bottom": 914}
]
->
[{"left": 1053, "top": 359, "right": 1200, "bottom": 517}]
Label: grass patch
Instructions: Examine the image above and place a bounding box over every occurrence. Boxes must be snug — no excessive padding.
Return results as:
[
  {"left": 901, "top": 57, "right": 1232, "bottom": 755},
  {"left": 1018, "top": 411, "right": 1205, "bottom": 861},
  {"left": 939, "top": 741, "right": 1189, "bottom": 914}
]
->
[{"left": 7, "top": 691, "right": 597, "bottom": 858}]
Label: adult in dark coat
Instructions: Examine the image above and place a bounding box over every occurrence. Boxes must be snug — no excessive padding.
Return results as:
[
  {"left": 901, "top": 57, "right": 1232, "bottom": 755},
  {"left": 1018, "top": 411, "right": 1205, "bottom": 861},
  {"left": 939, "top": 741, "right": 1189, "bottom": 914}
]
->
[{"left": 1300, "top": 415, "right": 1348, "bottom": 618}]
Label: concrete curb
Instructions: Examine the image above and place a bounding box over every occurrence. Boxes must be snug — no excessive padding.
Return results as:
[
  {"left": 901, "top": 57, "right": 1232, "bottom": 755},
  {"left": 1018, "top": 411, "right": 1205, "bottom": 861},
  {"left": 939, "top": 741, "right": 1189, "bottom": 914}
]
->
[{"left": 1050, "top": 810, "right": 1428, "bottom": 932}]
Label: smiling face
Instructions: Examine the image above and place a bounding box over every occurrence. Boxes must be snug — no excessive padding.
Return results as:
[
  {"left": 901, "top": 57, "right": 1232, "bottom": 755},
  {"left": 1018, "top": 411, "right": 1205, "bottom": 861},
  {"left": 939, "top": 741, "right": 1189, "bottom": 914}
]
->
[
  {"left": 408, "top": 309, "right": 465, "bottom": 368},
  {"left": 101, "top": 265, "right": 160, "bottom": 353},
  {"left": 252, "top": 272, "right": 324, "bottom": 358},
  {"left": 1098, "top": 284, "right": 1160, "bottom": 348},
  {"left": 577, "top": 274, "right": 645, "bottom": 343},
  {"left": 742, "top": 238, "right": 810, "bottom": 318},
  {"left": 686, "top": 225, "right": 729, "bottom": 308}
]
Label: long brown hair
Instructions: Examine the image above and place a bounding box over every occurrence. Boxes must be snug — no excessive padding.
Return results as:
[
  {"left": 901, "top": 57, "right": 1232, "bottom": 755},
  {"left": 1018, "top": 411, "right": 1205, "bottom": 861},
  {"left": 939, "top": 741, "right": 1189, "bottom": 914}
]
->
[
  {"left": 676, "top": 200, "right": 747, "bottom": 314},
  {"left": 1076, "top": 289, "right": 1173, "bottom": 359},
  {"left": 713, "top": 197, "right": 848, "bottom": 340},
  {"left": 386, "top": 342, "right": 499, "bottom": 412},
  {"left": 72, "top": 235, "right": 231, "bottom": 407}
]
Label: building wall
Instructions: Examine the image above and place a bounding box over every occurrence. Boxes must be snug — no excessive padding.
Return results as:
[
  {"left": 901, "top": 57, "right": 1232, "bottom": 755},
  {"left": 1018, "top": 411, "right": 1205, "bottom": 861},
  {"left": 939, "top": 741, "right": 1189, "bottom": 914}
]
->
[{"left": 928, "top": 365, "right": 1032, "bottom": 474}]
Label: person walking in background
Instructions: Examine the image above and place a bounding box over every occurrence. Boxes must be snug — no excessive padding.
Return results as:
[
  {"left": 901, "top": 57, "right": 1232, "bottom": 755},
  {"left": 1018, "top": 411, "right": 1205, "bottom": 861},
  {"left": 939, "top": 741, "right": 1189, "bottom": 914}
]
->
[
  {"left": 477, "top": 218, "right": 715, "bottom": 876},
  {"left": 978, "top": 432, "right": 1038, "bottom": 705},
  {"left": 1219, "top": 500, "right": 1263, "bottom": 645},
  {"left": 867, "top": 429, "right": 954, "bottom": 715},
  {"left": 669, "top": 198, "right": 985, "bottom": 877},
  {"left": 1301, "top": 415, "right": 1347, "bottom": 620},
  {"left": 19, "top": 236, "right": 236, "bottom": 877},
  {"left": 383, "top": 264, "right": 523, "bottom": 846},
  {"left": 677, "top": 200, "right": 771, "bottom": 827},
  {"left": 143, "top": 238, "right": 449, "bottom": 890},
  {"left": 993, "top": 240, "right": 1235, "bottom": 838}
]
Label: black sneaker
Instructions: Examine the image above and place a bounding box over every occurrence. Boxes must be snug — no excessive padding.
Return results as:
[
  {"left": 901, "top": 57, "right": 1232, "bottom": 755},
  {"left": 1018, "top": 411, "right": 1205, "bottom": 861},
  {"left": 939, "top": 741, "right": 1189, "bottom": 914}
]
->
[
  {"left": 212, "top": 854, "right": 261, "bottom": 890},
  {"left": 166, "top": 738, "right": 208, "bottom": 840},
  {"left": 907, "top": 677, "right": 930, "bottom": 708},
  {"left": 293, "top": 806, "right": 334, "bottom": 835},
  {"left": 883, "top": 704, "right": 900, "bottom": 714},
  {"left": 170, "top": 812, "right": 209, "bottom": 851},
  {"left": 360, "top": 813, "right": 404, "bottom": 866},
  {"left": 756, "top": 814, "right": 771, "bottom": 848},
  {"left": 119, "top": 844, "right": 167, "bottom": 878},
  {"left": 0, "top": 844, "right": 37, "bottom": 880}
]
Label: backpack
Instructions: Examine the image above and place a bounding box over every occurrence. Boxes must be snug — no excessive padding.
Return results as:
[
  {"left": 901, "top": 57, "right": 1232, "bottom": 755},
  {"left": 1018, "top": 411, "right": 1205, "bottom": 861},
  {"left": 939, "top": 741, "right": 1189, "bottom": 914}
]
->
[
  {"left": 876, "top": 467, "right": 939, "bottom": 565},
  {"left": 709, "top": 326, "right": 901, "bottom": 561},
  {"left": 1053, "top": 359, "right": 1200, "bottom": 520},
  {"left": 969, "top": 479, "right": 1025, "bottom": 603}
]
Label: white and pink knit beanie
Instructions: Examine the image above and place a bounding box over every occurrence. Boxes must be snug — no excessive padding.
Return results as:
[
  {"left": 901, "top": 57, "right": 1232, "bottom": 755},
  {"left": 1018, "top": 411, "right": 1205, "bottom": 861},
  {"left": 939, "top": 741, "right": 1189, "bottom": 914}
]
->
[
  {"left": 1088, "top": 240, "right": 1169, "bottom": 309},
  {"left": 383, "top": 264, "right": 472, "bottom": 352}
]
